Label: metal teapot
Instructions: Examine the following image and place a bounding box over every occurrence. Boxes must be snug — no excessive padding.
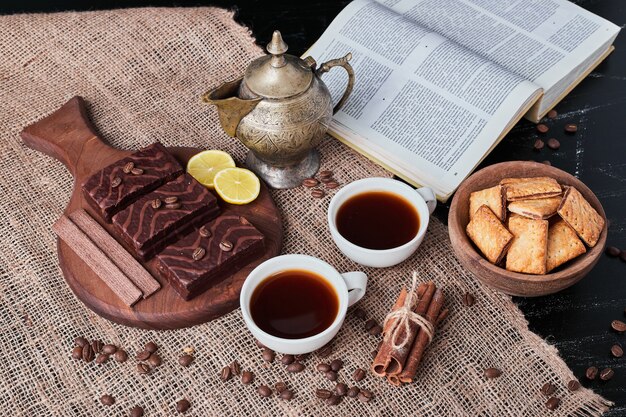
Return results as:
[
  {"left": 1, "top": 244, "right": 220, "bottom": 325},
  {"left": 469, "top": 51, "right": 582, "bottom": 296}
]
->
[{"left": 202, "top": 30, "right": 354, "bottom": 189}]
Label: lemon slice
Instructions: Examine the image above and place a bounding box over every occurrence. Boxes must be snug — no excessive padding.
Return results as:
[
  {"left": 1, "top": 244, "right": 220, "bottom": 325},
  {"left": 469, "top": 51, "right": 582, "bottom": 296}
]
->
[
  {"left": 187, "top": 150, "right": 236, "bottom": 188},
  {"left": 213, "top": 167, "right": 261, "bottom": 205}
]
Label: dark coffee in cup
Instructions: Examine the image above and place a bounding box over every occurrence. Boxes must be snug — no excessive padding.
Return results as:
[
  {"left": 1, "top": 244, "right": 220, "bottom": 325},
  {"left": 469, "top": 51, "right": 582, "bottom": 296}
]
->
[
  {"left": 250, "top": 269, "right": 339, "bottom": 339},
  {"left": 336, "top": 191, "right": 419, "bottom": 250}
]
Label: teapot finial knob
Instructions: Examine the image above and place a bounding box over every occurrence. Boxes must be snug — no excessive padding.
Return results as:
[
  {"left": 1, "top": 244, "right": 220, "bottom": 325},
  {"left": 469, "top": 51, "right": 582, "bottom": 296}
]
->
[{"left": 267, "top": 30, "right": 288, "bottom": 68}]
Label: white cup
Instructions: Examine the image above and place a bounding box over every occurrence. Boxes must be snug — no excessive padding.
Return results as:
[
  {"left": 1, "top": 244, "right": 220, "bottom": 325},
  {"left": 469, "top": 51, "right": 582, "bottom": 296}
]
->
[
  {"left": 327, "top": 177, "right": 436, "bottom": 268},
  {"left": 240, "top": 254, "right": 367, "bottom": 354}
]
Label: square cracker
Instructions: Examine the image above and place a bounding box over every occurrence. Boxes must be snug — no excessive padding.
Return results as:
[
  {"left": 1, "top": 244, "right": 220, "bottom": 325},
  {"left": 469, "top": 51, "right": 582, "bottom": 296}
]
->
[
  {"left": 466, "top": 205, "right": 513, "bottom": 264},
  {"left": 546, "top": 219, "right": 586, "bottom": 272},
  {"left": 469, "top": 185, "right": 506, "bottom": 221},
  {"left": 557, "top": 186, "right": 605, "bottom": 247},
  {"left": 500, "top": 177, "right": 562, "bottom": 201},
  {"left": 507, "top": 196, "right": 561, "bottom": 220},
  {"left": 505, "top": 214, "right": 549, "bottom": 274}
]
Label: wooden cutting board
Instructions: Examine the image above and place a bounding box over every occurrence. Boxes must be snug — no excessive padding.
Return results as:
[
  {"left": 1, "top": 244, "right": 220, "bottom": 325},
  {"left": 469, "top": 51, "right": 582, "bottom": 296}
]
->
[{"left": 21, "top": 97, "right": 283, "bottom": 329}]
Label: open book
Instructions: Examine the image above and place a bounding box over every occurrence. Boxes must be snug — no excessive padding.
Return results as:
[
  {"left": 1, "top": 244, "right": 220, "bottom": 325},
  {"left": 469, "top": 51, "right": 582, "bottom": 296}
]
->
[{"left": 306, "top": 0, "right": 620, "bottom": 201}]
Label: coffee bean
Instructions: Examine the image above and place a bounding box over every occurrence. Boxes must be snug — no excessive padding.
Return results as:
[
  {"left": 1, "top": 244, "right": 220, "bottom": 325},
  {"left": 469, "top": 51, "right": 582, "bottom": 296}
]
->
[
  {"left": 320, "top": 177, "right": 334, "bottom": 184},
  {"left": 95, "top": 353, "right": 109, "bottom": 365},
  {"left": 317, "top": 344, "right": 333, "bottom": 358},
  {"left": 567, "top": 380, "right": 580, "bottom": 392},
  {"left": 220, "top": 366, "right": 232, "bottom": 381},
  {"left": 564, "top": 124, "right": 578, "bottom": 133},
  {"left": 82, "top": 344, "right": 94, "bottom": 362},
  {"left": 91, "top": 340, "right": 103, "bottom": 354},
  {"left": 541, "top": 160, "right": 551, "bottom": 166},
  {"left": 74, "top": 336, "right": 88, "bottom": 347},
  {"left": 365, "top": 319, "right": 377, "bottom": 331},
  {"left": 541, "top": 382, "right": 556, "bottom": 396},
  {"left": 257, "top": 385, "right": 272, "bottom": 398},
  {"left": 102, "top": 344, "right": 117, "bottom": 354},
  {"left": 463, "top": 292, "right": 475, "bottom": 307},
  {"left": 130, "top": 406, "right": 144, "bottom": 417},
  {"left": 280, "top": 389, "right": 294, "bottom": 401},
  {"left": 136, "top": 350, "right": 151, "bottom": 361},
  {"left": 347, "top": 386, "right": 360, "bottom": 398},
  {"left": 325, "top": 181, "right": 339, "bottom": 189},
  {"left": 611, "top": 319, "right": 626, "bottom": 333},
  {"left": 164, "top": 196, "right": 178, "bottom": 204},
  {"left": 358, "top": 389, "right": 374, "bottom": 403},
  {"left": 325, "top": 370, "right": 338, "bottom": 381},
  {"left": 295, "top": 353, "right": 309, "bottom": 361},
  {"left": 585, "top": 366, "right": 598, "bottom": 380},
  {"left": 536, "top": 124, "right": 549, "bottom": 133},
  {"left": 148, "top": 354, "right": 162, "bottom": 367},
  {"left": 178, "top": 354, "right": 193, "bottom": 367},
  {"left": 319, "top": 170, "right": 333, "bottom": 179},
  {"left": 317, "top": 363, "right": 331, "bottom": 373},
  {"left": 175, "top": 399, "right": 190, "bottom": 413},
  {"left": 165, "top": 202, "right": 182, "bottom": 210},
  {"left": 131, "top": 168, "right": 144, "bottom": 176},
  {"left": 151, "top": 198, "right": 162, "bottom": 209},
  {"left": 143, "top": 341, "right": 158, "bottom": 353},
  {"left": 114, "top": 349, "right": 128, "bottom": 363},
  {"left": 371, "top": 350, "right": 378, "bottom": 359},
  {"left": 606, "top": 246, "right": 621, "bottom": 257},
  {"left": 229, "top": 360, "right": 240, "bottom": 376},
  {"left": 546, "top": 397, "right": 560, "bottom": 411},
  {"left": 547, "top": 138, "right": 560, "bottom": 150},
  {"left": 611, "top": 344, "right": 623, "bottom": 358},
  {"left": 123, "top": 161, "right": 135, "bottom": 173},
  {"left": 484, "top": 367, "right": 502, "bottom": 379},
  {"left": 241, "top": 371, "right": 254, "bottom": 385},
  {"left": 199, "top": 226, "right": 211, "bottom": 238},
  {"left": 326, "top": 394, "right": 341, "bottom": 406},
  {"left": 137, "top": 363, "right": 150, "bottom": 375},
  {"left": 281, "top": 354, "right": 295, "bottom": 365},
  {"left": 353, "top": 368, "right": 366, "bottom": 382},
  {"left": 100, "top": 394, "right": 115, "bottom": 406},
  {"left": 369, "top": 325, "right": 383, "bottom": 336},
  {"left": 547, "top": 110, "right": 558, "bottom": 119},
  {"left": 533, "top": 139, "right": 544, "bottom": 151},
  {"left": 330, "top": 359, "right": 343, "bottom": 372},
  {"left": 311, "top": 189, "right": 325, "bottom": 198},
  {"left": 220, "top": 240, "right": 233, "bottom": 252},
  {"left": 191, "top": 247, "right": 205, "bottom": 260},
  {"left": 302, "top": 178, "right": 319, "bottom": 188},
  {"left": 275, "top": 381, "right": 287, "bottom": 393},
  {"left": 316, "top": 388, "right": 332, "bottom": 399},
  {"left": 255, "top": 339, "right": 266, "bottom": 349},
  {"left": 286, "top": 362, "right": 305, "bottom": 373},
  {"left": 111, "top": 177, "right": 122, "bottom": 188},
  {"left": 262, "top": 348, "right": 275, "bottom": 363},
  {"left": 353, "top": 308, "right": 367, "bottom": 320},
  {"left": 600, "top": 368, "right": 614, "bottom": 381},
  {"left": 335, "top": 383, "right": 348, "bottom": 397},
  {"left": 71, "top": 345, "right": 83, "bottom": 360}
]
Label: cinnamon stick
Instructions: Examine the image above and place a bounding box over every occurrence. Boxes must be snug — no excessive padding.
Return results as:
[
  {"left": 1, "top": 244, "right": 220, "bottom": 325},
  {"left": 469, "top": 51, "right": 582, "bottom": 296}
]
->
[
  {"left": 69, "top": 209, "right": 160, "bottom": 297},
  {"left": 371, "top": 287, "right": 409, "bottom": 377},
  {"left": 53, "top": 215, "right": 142, "bottom": 306},
  {"left": 398, "top": 288, "right": 445, "bottom": 383}
]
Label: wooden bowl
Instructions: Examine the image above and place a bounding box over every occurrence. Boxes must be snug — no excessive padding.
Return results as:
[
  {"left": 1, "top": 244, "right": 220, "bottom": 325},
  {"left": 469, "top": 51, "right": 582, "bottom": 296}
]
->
[{"left": 448, "top": 161, "right": 607, "bottom": 297}]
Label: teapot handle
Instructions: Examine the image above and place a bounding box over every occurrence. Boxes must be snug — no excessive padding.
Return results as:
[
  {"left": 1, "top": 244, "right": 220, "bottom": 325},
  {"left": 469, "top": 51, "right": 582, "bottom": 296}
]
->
[{"left": 316, "top": 53, "right": 355, "bottom": 115}]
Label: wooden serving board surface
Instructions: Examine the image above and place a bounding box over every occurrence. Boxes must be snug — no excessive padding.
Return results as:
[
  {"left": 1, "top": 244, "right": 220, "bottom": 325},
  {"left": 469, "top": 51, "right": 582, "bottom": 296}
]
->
[{"left": 21, "top": 97, "right": 283, "bottom": 329}]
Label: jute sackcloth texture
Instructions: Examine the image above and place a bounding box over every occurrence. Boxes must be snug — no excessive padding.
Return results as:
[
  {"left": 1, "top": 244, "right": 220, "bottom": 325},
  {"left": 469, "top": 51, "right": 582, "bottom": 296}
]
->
[{"left": 0, "top": 7, "right": 612, "bottom": 416}]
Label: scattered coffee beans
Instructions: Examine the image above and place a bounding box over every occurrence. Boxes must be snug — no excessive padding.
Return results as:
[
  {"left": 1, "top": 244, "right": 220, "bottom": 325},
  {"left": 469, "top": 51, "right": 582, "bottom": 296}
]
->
[
  {"left": 286, "top": 362, "right": 305, "bottom": 373},
  {"left": 175, "top": 399, "right": 190, "bottom": 413},
  {"left": 463, "top": 292, "right": 475, "bottom": 307},
  {"left": 365, "top": 319, "right": 377, "bottom": 331},
  {"left": 91, "top": 340, "right": 103, "bottom": 354},
  {"left": 536, "top": 124, "right": 549, "bottom": 133},
  {"left": 547, "top": 109, "right": 558, "bottom": 119},
  {"left": 564, "top": 124, "right": 578, "bottom": 133},
  {"left": 547, "top": 138, "right": 560, "bottom": 150},
  {"left": 220, "top": 366, "right": 232, "bottom": 382},
  {"left": 311, "top": 189, "right": 325, "bottom": 198},
  {"left": 358, "top": 389, "right": 374, "bottom": 403},
  {"left": 262, "top": 348, "right": 275, "bottom": 363},
  {"left": 102, "top": 344, "right": 117, "bottom": 354},
  {"left": 241, "top": 371, "right": 254, "bottom": 385},
  {"left": 178, "top": 354, "right": 194, "bottom": 367},
  {"left": 484, "top": 367, "right": 502, "bottom": 379},
  {"left": 280, "top": 389, "right": 294, "bottom": 400},
  {"left": 82, "top": 344, "right": 95, "bottom": 362},
  {"left": 347, "top": 386, "right": 360, "bottom": 398},
  {"left": 275, "top": 381, "right": 287, "bottom": 393},
  {"left": 611, "top": 344, "right": 623, "bottom": 358},
  {"left": 540, "top": 382, "right": 556, "bottom": 396},
  {"left": 316, "top": 388, "right": 332, "bottom": 399},
  {"left": 258, "top": 385, "right": 272, "bottom": 398},
  {"left": 533, "top": 139, "right": 544, "bottom": 151},
  {"left": 302, "top": 178, "right": 319, "bottom": 188},
  {"left": 281, "top": 354, "right": 295, "bottom": 365},
  {"left": 71, "top": 346, "right": 83, "bottom": 360},
  {"left": 611, "top": 320, "right": 626, "bottom": 333},
  {"left": 567, "top": 380, "right": 580, "bottom": 392},
  {"left": 294, "top": 353, "right": 309, "bottom": 362},
  {"left": 353, "top": 368, "right": 366, "bottom": 382},
  {"left": 230, "top": 360, "right": 241, "bottom": 376},
  {"left": 330, "top": 359, "right": 344, "bottom": 372},
  {"left": 130, "top": 406, "right": 144, "bottom": 417},
  {"left": 319, "top": 170, "right": 333, "bottom": 179},
  {"left": 137, "top": 363, "right": 150, "bottom": 375},
  {"left": 255, "top": 339, "right": 266, "bottom": 349},
  {"left": 100, "top": 394, "right": 115, "bottom": 406},
  {"left": 585, "top": 366, "right": 598, "bottom": 380},
  {"left": 605, "top": 246, "right": 621, "bottom": 257},
  {"left": 144, "top": 342, "right": 158, "bottom": 353},
  {"left": 546, "top": 396, "right": 561, "bottom": 411},
  {"left": 600, "top": 368, "right": 614, "bottom": 381},
  {"left": 325, "top": 181, "right": 339, "bottom": 189},
  {"left": 95, "top": 353, "right": 109, "bottom": 365},
  {"left": 325, "top": 370, "right": 338, "bottom": 381},
  {"left": 114, "top": 349, "right": 128, "bottom": 363},
  {"left": 369, "top": 325, "right": 383, "bottom": 336},
  {"left": 74, "top": 337, "right": 88, "bottom": 347},
  {"left": 353, "top": 308, "right": 367, "bottom": 320},
  {"left": 326, "top": 394, "right": 342, "bottom": 406},
  {"left": 148, "top": 354, "right": 162, "bottom": 367},
  {"left": 335, "top": 383, "right": 348, "bottom": 397},
  {"left": 317, "top": 363, "right": 331, "bottom": 373},
  {"left": 136, "top": 350, "right": 151, "bottom": 361}
]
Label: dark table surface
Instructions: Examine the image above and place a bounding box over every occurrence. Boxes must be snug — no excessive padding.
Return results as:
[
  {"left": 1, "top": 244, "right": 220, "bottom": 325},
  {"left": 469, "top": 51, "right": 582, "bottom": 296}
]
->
[{"left": 3, "top": 0, "right": 625, "bottom": 414}]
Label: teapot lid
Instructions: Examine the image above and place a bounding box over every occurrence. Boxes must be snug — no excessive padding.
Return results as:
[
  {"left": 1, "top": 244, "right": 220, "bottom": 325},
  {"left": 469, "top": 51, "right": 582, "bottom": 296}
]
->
[{"left": 243, "top": 31, "right": 313, "bottom": 99}]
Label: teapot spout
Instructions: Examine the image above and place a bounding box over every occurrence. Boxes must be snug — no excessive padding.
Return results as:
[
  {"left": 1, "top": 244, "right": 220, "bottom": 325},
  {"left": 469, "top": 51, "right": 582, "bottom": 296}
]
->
[{"left": 201, "top": 78, "right": 262, "bottom": 137}]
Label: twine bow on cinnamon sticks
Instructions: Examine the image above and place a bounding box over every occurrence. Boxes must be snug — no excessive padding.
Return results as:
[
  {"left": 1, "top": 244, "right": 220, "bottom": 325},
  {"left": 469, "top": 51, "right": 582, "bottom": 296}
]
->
[{"left": 371, "top": 273, "right": 447, "bottom": 386}]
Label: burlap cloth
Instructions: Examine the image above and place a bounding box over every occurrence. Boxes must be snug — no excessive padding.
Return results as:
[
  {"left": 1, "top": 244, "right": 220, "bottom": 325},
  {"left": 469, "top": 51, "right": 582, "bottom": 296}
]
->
[{"left": 0, "top": 7, "right": 612, "bottom": 416}]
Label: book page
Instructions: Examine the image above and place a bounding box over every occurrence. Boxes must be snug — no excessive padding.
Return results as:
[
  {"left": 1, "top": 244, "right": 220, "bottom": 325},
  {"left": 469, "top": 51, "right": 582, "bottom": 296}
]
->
[
  {"left": 393, "top": 0, "right": 620, "bottom": 114},
  {"left": 306, "top": 0, "right": 541, "bottom": 197}
]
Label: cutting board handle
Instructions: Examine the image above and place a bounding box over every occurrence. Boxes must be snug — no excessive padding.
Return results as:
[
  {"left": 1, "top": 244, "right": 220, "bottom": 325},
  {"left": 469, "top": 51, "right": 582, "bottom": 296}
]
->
[{"left": 20, "top": 96, "right": 114, "bottom": 177}]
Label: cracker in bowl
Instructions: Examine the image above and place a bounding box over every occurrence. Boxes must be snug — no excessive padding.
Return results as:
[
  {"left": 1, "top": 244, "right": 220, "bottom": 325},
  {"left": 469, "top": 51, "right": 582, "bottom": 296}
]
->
[
  {"left": 466, "top": 205, "right": 513, "bottom": 264},
  {"left": 505, "top": 214, "right": 549, "bottom": 275},
  {"left": 557, "top": 186, "right": 605, "bottom": 247},
  {"left": 507, "top": 196, "right": 561, "bottom": 220},
  {"left": 501, "top": 177, "right": 562, "bottom": 201},
  {"left": 546, "top": 219, "right": 587, "bottom": 272},
  {"left": 469, "top": 185, "right": 506, "bottom": 221}
]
